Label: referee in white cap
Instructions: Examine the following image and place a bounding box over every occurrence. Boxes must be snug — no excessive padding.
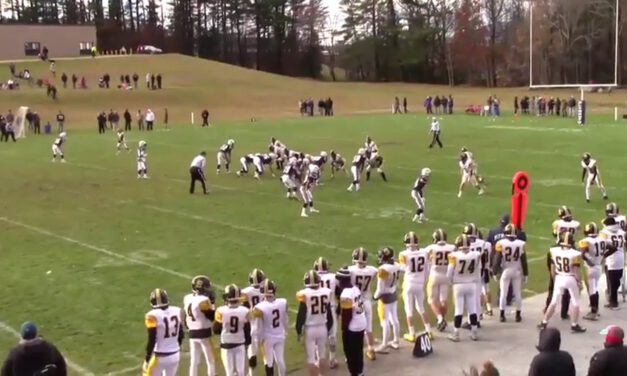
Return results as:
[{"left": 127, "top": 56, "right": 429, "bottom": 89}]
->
[{"left": 190, "top": 151, "right": 208, "bottom": 194}]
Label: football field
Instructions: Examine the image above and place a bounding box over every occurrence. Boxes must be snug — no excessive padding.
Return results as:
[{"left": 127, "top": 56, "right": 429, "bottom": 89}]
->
[{"left": 0, "top": 112, "right": 625, "bottom": 374}]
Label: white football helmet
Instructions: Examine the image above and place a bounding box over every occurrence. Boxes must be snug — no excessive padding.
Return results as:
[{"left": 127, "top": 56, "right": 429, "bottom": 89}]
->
[
  {"left": 59, "top": 132, "right": 67, "bottom": 138},
  {"left": 320, "top": 151, "right": 328, "bottom": 158},
  {"left": 358, "top": 148, "right": 366, "bottom": 155},
  {"left": 138, "top": 140, "right": 147, "bottom": 148},
  {"left": 227, "top": 139, "right": 235, "bottom": 146},
  {"left": 421, "top": 167, "right": 431, "bottom": 176}
]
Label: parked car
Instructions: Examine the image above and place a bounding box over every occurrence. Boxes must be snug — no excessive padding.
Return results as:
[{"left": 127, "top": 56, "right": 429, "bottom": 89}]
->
[{"left": 137, "top": 45, "right": 163, "bottom": 54}]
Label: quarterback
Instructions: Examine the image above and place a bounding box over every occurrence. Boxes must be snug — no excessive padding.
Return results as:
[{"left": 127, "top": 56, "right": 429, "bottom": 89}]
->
[{"left": 216, "top": 139, "right": 235, "bottom": 174}]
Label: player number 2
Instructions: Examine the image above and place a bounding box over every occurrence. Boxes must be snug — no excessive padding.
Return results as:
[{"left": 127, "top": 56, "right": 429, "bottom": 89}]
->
[{"left": 271, "top": 309, "right": 280, "bottom": 328}]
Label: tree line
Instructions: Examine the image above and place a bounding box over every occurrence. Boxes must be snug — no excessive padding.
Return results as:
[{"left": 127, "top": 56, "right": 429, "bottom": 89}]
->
[{"left": 0, "top": 0, "right": 625, "bottom": 86}]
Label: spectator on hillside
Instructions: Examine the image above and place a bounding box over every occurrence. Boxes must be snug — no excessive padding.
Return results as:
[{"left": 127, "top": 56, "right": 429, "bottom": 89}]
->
[
  {"left": 548, "top": 97, "right": 555, "bottom": 115},
  {"left": 103, "top": 73, "right": 110, "bottom": 88},
  {"left": 561, "top": 98, "right": 568, "bottom": 117},
  {"left": 145, "top": 109, "right": 155, "bottom": 131},
  {"left": 555, "top": 97, "right": 561, "bottom": 116},
  {"left": 32, "top": 112, "right": 41, "bottom": 134},
  {"left": 201, "top": 109, "right": 209, "bottom": 127},
  {"left": 9, "top": 63, "right": 16, "bottom": 76},
  {"left": 132, "top": 73, "right": 139, "bottom": 88},
  {"left": 528, "top": 327, "right": 575, "bottom": 376},
  {"left": 587, "top": 325, "right": 627, "bottom": 376},
  {"left": 318, "top": 99, "right": 325, "bottom": 116},
  {"left": 113, "top": 111, "right": 120, "bottom": 129},
  {"left": 25, "top": 110, "right": 33, "bottom": 130},
  {"left": 49, "top": 61, "right": 56, "bottom": 78},
  {"left": 0, "top": 115, "right": 6, "bottom": 140},
  {"left": 4, "top": 121, "right": 16, "bottom": 142},
  {"left": 56, "top": 111, "right": 65, "bottom": 132},
  {"left": 448, "top": 95, "right": 454, "bottom": 114},
  {"left": 433, "top": 96, "right": 441, "bottom": 114},
  {"left": 80, "top": 76, "right": 87, "bottom": 89},
  {"left": 48, "top": 85, "right": 57, "bottom": 100},
  {"left": 156, "top": 74, "right": 162, "bottom": 89},
  {"left": 424, "top": 96, "right": 433, "bottom": 114},
  {"left": 393, "top": 97, "right": 401, "bottom": 114},
  {"left": 441, "top": 95, "right": 448, "bottom": 114},
  {"left": 71, "top": 74, "right": 78, "bottom": 89},
  {"left": 568, "top": 96, "right": 576, "bottom": 116},
  {"left": 150, "top": 74, "right": 155, "bottom": 90},
  {"left": 125, "top": 74, "right": 131, "bottom": 86},
  {"left": 124, "top": 109, "right": 132, "bottom": 131},
  {"left": 514, "top": 96, "right": 519, "bottom": 115},
  {"left": 120, "top": 75, "right": 125, "bottom": 85},
  {"left": 326, "top": 97, "right": 334, "bottom": 116},
  {"left": 97, "top": 112, "right": 107, "bottom": 134},
  {"left": 403, "top": 97, "right": 407, "bottom": 113},
  {"left": 164, "top": 108, "right": 169, "bottom": 129},
  {"left": 61, "top": 73, "right": 67, "bottom": 88},
  {"left": 137, "top": 110, "right": 144, "bottom": 131},
  {"left": 0, "top": 321, "right": 67, "bottom": 376},
  {"left": 107, "top": 110, "right": 115, "bottom": 129},
  {"left": 145, "top": 73, "right": 151, "bottom": 89}
]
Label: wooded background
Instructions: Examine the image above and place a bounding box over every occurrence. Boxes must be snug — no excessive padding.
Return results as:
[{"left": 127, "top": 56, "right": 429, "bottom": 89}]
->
[{"left": 1, "top": 0, "right": 625, "bottom": 86}]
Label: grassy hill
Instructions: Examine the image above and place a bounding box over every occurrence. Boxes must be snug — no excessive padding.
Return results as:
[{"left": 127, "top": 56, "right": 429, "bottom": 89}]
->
[{"left": 1, "top": 54, "right": 626, "bottom": 128}]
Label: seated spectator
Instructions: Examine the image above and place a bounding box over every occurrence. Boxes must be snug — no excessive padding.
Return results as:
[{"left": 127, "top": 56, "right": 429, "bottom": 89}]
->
[
  {"left": 528, "top": 327, "right": 575, "bottom": 376},
  {"left": 587, "top": 325, "right": 627, "bottom": 376}
]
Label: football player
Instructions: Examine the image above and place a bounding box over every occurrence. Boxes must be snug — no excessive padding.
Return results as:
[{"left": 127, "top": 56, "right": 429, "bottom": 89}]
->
[
  {"left": 116, "top": 129, "right": 129, "bottom": 154},
  {"left": 606, "top": 202, "right": 626, "bottom": 230},
  {"left": 143, "top": 289, "right": 183, "bottom": 376},
  {"left": 599, "top": 217, "right": 626, "bottom": 309},
  {"left": 217, "top": 139, "right": 235, "bottom": 174},
  {"left": 137, "top": 140, "right": 149, "bottom": 179},
  {"left": 237, "top": 154, "right": 255, "bottom": 177},
  {"left": 213, "top": 284, "right": 252, "bottom": 376},
  {"left": 398, "top": 231, "right": 432, "bottom": 342},
  {"left": 183, "top": 276, "right": 217, "bottom": 376},
  {"left": 493, "top": 224, "right": 528, "bottom": 323},
  {"left": 348, "top": 247, "right": 378, "bottom": 360},
  {"left": 411, "top": 168, "right": 430, "bottom": 223},
  {"left": 465, "top": 224, "right": 493, "bottom": 317},
  {"left": 579, "top": 222, "right": 606, "bottom": 320},
  {"left": 313, "top": 258, "right": 338, "bottom": 368},
  {"left": 255, "top": 153, "right": 277, "bottom": 179},
  {"left": 311, "top": 151, "right": 328, "bottom": 170},
  {"left": 51, "top": 132, "right": 66, "bottom": 162},
  {"left": 373, "top": 246, "right": 401, "bottom": 353},
  {"left": 242, "top": 269, "right": 265, "bottom": 376},
  {"left": 426, "top": 229, "right": 455, "bottom": 331},
  {"left": 365, "top": 149, "right": 387, "bottom": 182},
  {"left": 295, "top": 270, "right": 333, "bottom": 376},
  {"left": 457, "top": 147, "right": 485, "bottom": 198},
  {"left": 552, "top": 206, "right": 580, "bottom": 242},
  {"left": 447, "top": 235, "right": 482, "bottom": 342},
  {"left": 581, "top": 152, "right": 608, "bottom": 203},
  {"left": 538, "top": 232, "right": 586, "bottom": 333},
  {"left": 347, "top": 148, "right": 367, "bottom": 192},
  {"left": 337, "top": 266, "right": 367, "bottom": 376},
  {"left": 364, "top": 136, "right": 378, "bottom": 157},
  {"left": 329, "top": 150, "right": 347, "bottom": 178},
  {"left": 252, "top": 280, "right": 288, "bottom": 376},
  {"left": 300, "top": 164, "right": 320, "bottom": 217},
  {"left": 281, "top": 157, "right": 301, "bottom": 199}
]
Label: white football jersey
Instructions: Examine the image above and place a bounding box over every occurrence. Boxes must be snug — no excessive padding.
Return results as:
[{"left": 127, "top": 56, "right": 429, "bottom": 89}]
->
[
  {"left": 348, "top": 264, "right": 377, "bottom": 300},
  {"left": 549, "top": 247, "right": 582, "bottom": 277},
  {"left": 581, "top": 159, "right": 598, "bottom": 173},
  {"left": 600, "top": 227, "right": 626, "bottom": 270},
  {"left": 53, "top": 137, "right": 64, "bottom": 147},
  {"left": 252, "top": 298, "right": 288, "bottom": 340},
  {"left": 183, "top": 293, "right": 213, "bottom": 331},
  {"left": 399, "top": 248, "right": 429, "bottom": 285},
  {"left": 318, "top": 272, "right": 337, "bottom": 307},
  {"left": 469, "top": 238, "right": 490, "bottom": 270},
  {"left": 137, "top": 148, "right": 147, "bottom": 162},
  {"left": 614, "top": 215, "right": 626, "bottom": 231},
  {"left": 578, "top": 236, "right": 607, "bottom": 267},
  {"left": 374, "top": 262, "right": 402, "bottom": 298},
  {"left": 447, "top": 251, "right": 481, "bottom": 284},
  {"left": 296, "top": 287, "right": 332, "bottom": 327},
  {"left": 552, "top": 219, "right": 580, "bottom": 240},
  {"left": 495, "top": 238, "right": 526, "bottom": 272},
  {"left": 427, "top": 242, "right": 456, "bottom": 275},
  {"left": 145, "top": 306, "right": 182, "bottom": 353},
  {"left": 215, "top": 305, "right": 250, "bottom": 345},
  {"left": 241, "top": 285, "right": 263, "bottom": 309}
]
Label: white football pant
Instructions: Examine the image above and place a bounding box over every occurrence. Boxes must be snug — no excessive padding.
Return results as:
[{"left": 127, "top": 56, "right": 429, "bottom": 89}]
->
[
  {"left": 189, "top": 338, "right": 215, "bottom": 376},
  {"left": 411, "top": 190, "right": 425, "bottom": 211},
  {"left": 427, "top": 273, "right": 449, "bottom": 305},
  {"left": 499, "top": 268, "right": 522, "bottom": 311},
  {"left": 377, "top": 300, "right": 399, "bottom": 346},
  {"left": 453, "top": 283, "right": 477, "bottom": 316},
  {"left": 262, "top": 338, "right": 286, "bottom": 376},
  {"left": 587, "top": 265, "right": 602, "bottom": 296},
  {"left": 143, "top": 353, "right": 179, "bottom": 376},
  {"left": 220, "top": 345, "right": 245, "bottom": 376},
  {"left": 585, "top": 174, "right": 606, "bottom": 200},
  {"left": 52, "top": 145, "right": 63, "bottom": 157},
  {"left": 550, "top": 275, "right": 581, "bottom": 308},
  {"left": 403, "top": 282, "right": 426, "bottom": 315},
  {"left": 304, "top": 325, "right": 327, "bottom": 364}
]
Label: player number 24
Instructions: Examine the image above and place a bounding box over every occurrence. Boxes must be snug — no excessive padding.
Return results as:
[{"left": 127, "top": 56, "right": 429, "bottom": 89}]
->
[{"left": 504, "top": 247, "right": 521, "bottom": 262}]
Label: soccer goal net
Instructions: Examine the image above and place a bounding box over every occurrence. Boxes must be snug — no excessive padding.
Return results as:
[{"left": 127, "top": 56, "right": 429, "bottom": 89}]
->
[{"left": 13, "top": 106, "right": 29, "bottom": 138}]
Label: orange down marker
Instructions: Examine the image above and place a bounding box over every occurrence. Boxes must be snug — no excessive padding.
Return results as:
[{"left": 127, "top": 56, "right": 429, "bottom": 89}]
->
[{"left": 511, "top": 171, "right": 530, "bottom": 229}]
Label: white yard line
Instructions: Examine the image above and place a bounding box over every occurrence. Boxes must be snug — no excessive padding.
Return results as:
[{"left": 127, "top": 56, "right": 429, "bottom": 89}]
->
[
  {"left": 0, "top": 321, "right": 95, "bottom": 376},
  {"left": 105, "top": 365, "right": 142, "bottom": 376}
]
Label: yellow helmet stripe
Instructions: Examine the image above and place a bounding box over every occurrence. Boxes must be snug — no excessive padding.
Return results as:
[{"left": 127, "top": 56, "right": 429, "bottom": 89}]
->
[{"left": 155, "top": 288, "right": 162, "bottom": 306}]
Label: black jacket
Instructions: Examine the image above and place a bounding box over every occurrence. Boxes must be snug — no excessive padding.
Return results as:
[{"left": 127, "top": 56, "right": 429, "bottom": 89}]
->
[
  {"left": 587, "top": 343, "right": 627, "bottom": 376},
  {"left": 528, "top": 328, "right": 575, "bottom": 376},
  {"left": 1, "top": 338, "right": 67, "bottom": 376}
]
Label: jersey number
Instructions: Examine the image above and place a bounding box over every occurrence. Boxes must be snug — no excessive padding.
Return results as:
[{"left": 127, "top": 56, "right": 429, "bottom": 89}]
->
[
  {"left": 435, "top": 252, "right": 450, "bottom": 267},
  {"left": 320, "top": 280, "right": 332, "bottom": 289},
  {"left": 272, "top": 309, "right": 280, "bottom": 328},
  {"left": 186, "top": 304, "right": 195, "bottom": 322},
  {"left": 504, "top": 247, "right": 521, "bottom": 262},
  {"left": 593, "top": 241, "right": 606, "bottom": 257},
  {"left": 555, "top": 256, "right": 571, "bottom": 273},
  {"left": 459, "top": 259, "right": 476, "bottom": 274},
  {"left": 229, "top": 316, "right": 239, "bottom": 333},
  {"left": 389, "top": 271, "right": 400, "bottom": 287},
  {"left": 310, "top": 295, "right": 329, "bottom": 315},
  {"left": 163, "top": 316, "right": 180, "bottom": 338},
  {"left": 410, "top": 257, "right": 426, "bottom": 273},
  {"left": 355, "top": 275, "right": 372, "bottom": 291},
  {"left": 251, "top": 296, "right": 260, "bottom": 307},
  {"left": 610, "top": 235, "right": 625, "bottom": 249}
]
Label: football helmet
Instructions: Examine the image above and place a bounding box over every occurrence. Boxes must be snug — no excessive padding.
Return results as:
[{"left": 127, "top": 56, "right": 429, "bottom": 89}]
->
[
  {"left": 320, "top": 151, "right": 328, "bottom": 158},
  {"left": 504, "top": 223, "right": 517, "bottom": 238},
  {"left": 463, "top": 223, "right": 478, "bottom": 236},
  {"left": 432, "top": 228, "right": 447, "bottom": 243},
  {"left": 248, "top": 269, "right": 266, "bottom": 287},
  {"left": 150, "top": 288, "right": 169, "bottom": 308},
  {"left": 377, "top": 246, "right": 395, "bottom": 265},
  {"left": 352, "top": 247, "right": 368, "bottom": 264},
  {"left": 366, "top": 136, "right": 372, "bottom": 144},
  {"left": 558, "top": 205, "right": 572, "bottom": 219},
  {"left": 138, "top": 140, "right": 147, "bottom": 148},
  {"left": 421, "top": 167, "right": 431, "bottom": 176},
  {"left": 270, "top": 137, "right": 277, "bottom": 144},
  {"left": 227, "top": 139, "right": 235, "bottom": 146},
  {"left": 59, "top": 132, "right": 67, "bottom": 138},
  {"left": 261, "top": 279, "right": 277, "bottom": 297},
  {"left": 191, "top": 275, "right": 212, "bottom": 295},
  {"left": 403, "top": 231, "right": 419, "bottom": 246},
  {"left": 303, "top": 270, "right": 321, "bottom": 288},
  {"left": 455, "top": 234, "right": 471, "bottom": 250},
  {"left": 313, "top": 257, "right": 329, "bottom": 272},
  {"left": 584, "top": 222, "right": 598, "bottom": 236},
  {"left": 606, "top": 202, "right": 620, "bottom": 216},
  {"left": 358, "top": 148, "right": 366, "bottom": 155},
  {"left": 336, "top": 266, "right": 351, "bottom": 281},
  {"left": 582, "top": 152, "right": 591, "bottom": 162},
  {"left": 223, "top": 284, "right": 241, "bottom": 304},
  {"left": 461, "top": 146, "right": 468, "bottom": 152},
  {"left": 559, "top": 232, "right": 575, "bottom": 247}
]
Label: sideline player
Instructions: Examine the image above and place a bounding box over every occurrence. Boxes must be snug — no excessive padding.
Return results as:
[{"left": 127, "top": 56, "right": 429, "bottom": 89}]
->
[
  {"left": 137, "top": 140, "right": 149, "bottom": 179},
  {"left": 51, "top": 132, "right": 66, "bottom": 162},
  {"left": 183, "top": 276, "right": 216, "bottom": 376},
  {"left": 579, "top": 222, "right": 606, "bottom": 320},
  {"left": 426, "top": 229, "right": 454, "bottom": 331},
  {"left": 398, "top": 231, "right": 432, "bottom": 341},
  {"left": 538, "top": 232, "right": 587, "bottom": 333},
  {"left": 493, "top": 224, "right": 528, "bottom": 323},
  {"left": 552, "top": 206, "right": 580, "bottom": 241},
  {"left": 252, "top": 280, "right": 288, "bottom": 376},
  {"left": 457, "top": 147, "right": 485, "bottom": 198},
  {"left": 581, "top": 152, "right": 608, "bottom": 203},
  {"left": 143, "top": 289, "right": 183, "bottom": 376},
  {"left": 217, "top": 139, "right": 235, "bottom": 174},
  {"left": 465, "top": 224, "right": 492, "bottom": 317},
  {"left": 373, "top": 247, "right": 401, "bottom": 353},
  {"left": 116, "top": 129, "right": 129, "bottom": 154},
  {"left": 599, "top": 217, "right": 625, "bottom": 309},
  {"left": 295, "top": 271, "right": 333, "bottom": 376},
  {"left": 447, "top": 235, "right": 481, "bottom": 342},
  {"left": 213, "top": 284, "right": 252, "bottom": 376},
  {"left": 411, "top": 168, "right": 431, "bottom": 223},
  {"left": 242, "top": 269, "right": 265, "bottom": 376},
  {"left": 347, "top": 148, "right": 366, "bottom": 192},
  {"left": 313, "top": 258, "right": 338, "bottom": 368},
  {"left": 348, "top": 247, "right": 378, "bottom": 360},
  {"left": 606, "top": 202, "right": 626, "bottom": 230}
]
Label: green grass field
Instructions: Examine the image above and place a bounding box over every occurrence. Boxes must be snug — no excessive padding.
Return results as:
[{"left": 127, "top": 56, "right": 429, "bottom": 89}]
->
[{"left": 2, "top": 55, "right": 627, "bottom": 375}]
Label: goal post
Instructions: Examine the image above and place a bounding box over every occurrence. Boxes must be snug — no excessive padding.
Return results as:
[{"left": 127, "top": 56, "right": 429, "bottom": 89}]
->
[{"left": 13, "top": 106, "right": 29, "bottom": 138}]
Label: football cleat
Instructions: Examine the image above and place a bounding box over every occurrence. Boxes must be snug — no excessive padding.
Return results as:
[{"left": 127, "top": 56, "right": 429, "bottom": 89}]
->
[
  {"left": 504, "top": 224, "right": 517, "bottom": 238},
  {"left": 432, "top": 228, "right": 447, "bottom": 243},
  {"left": 352, "top": 247, "right": 368, "bottom": 264},
  {"left": 313, "top": 257, "right": 329, "bottom": 272},
  {"left": 403, "top": 231, "right": 419, "bottom": 246},
  {"left": 261, "top": 279, "right": 277, "bottom": 297},
  {"left": 377, "top": 247, "right": 395, "bottom": 265},
  {"left": 606, "top": 202, "right": 619, "bottom": 216},
  {"left": 558, "top": 205, "right": 572, "bottom": 219},
  {"left": 150, "top": 288, "right": 169, "bottom": 308},
  {"left": 248, "top": 269, "right": 266, "bottom": 287},
  {"left": 223, "top": 284, "right": 241, "bottom": 304},
  {"left": 559, "top": 232, "right": 575, "bottom": 247},
  {"left": 191, "top": 275, "right": 212, "bottom": 295},
  {"left": 463, "top": 223, "right": 478, "bottom": 236},
  {"left": 303, "top": 270, "right": 321, "bottom": 288},
  {"left": 366, "top": 349, "right": 376, "bottom": 360},
  {"left": 455, "top": 234, "right": 471, "bottom": 249},
  {"left": 584, "top": 222, "right": 598, "bottom": 236}
]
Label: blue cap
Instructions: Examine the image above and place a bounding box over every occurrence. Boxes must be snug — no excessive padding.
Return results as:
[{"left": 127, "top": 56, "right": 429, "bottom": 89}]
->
[
  {"left": 20, "top": 321, "right": 37, "bottom": 340},
  {"left": 500, "top": 214, "right": 510, "bottom": 225}
]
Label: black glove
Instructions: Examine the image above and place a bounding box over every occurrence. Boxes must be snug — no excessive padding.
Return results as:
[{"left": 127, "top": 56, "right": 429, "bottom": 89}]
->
[{"left": 248, "top": 355, "right": 257, "bottom": 369}]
